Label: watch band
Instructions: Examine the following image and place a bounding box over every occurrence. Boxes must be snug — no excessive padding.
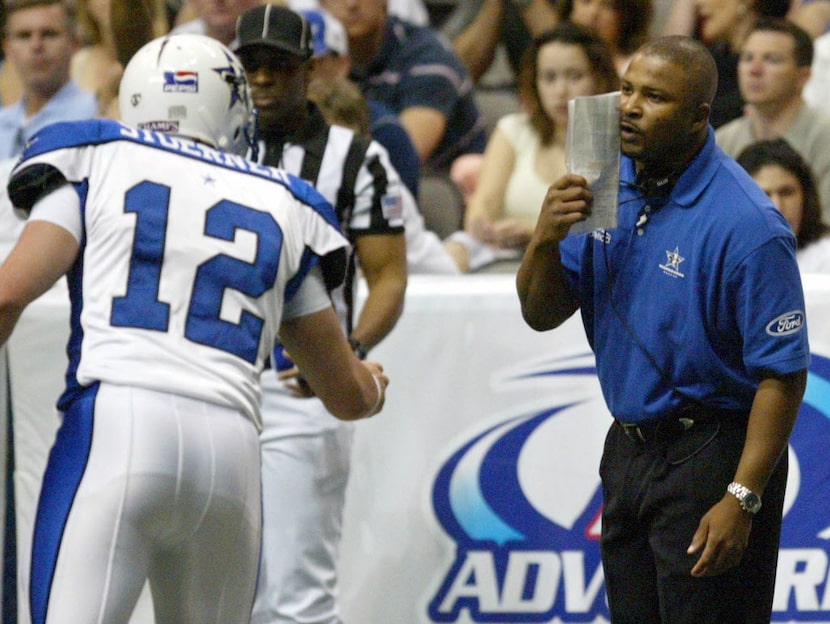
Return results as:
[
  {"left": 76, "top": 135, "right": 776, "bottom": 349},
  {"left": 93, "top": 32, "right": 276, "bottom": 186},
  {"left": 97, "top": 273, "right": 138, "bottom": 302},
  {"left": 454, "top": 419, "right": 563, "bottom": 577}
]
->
[
  {"left": 348, "top": 336, "right": 368, "bottom": 360},
  {"left": 727, "top": 481, "right": 762, "bottom": 514}
]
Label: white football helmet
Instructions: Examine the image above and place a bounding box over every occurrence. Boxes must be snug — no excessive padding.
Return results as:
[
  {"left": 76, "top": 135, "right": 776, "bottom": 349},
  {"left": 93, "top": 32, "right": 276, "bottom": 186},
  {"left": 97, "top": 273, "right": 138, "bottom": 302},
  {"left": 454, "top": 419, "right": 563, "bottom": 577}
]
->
[{"left": 119, "top": 33, "right": 255, "bottom": 154}]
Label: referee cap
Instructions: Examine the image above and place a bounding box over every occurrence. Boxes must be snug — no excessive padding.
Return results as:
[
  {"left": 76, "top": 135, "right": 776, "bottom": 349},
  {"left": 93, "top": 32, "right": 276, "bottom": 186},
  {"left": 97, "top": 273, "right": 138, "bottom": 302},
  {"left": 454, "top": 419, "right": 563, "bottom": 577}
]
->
[
  {"left": 300, "top": 9, "right": 349, "bottom": 58},
  {"left": 234, "top": 4, "right": 313, "bottom": 59}
]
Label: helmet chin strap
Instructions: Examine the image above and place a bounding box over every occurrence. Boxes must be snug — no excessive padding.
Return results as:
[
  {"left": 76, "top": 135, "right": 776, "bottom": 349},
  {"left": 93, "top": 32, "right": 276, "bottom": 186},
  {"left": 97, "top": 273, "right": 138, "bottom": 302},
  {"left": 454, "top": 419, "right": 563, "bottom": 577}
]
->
[{"left": 244, "top": 109, "right": 260, "bottom": 161}]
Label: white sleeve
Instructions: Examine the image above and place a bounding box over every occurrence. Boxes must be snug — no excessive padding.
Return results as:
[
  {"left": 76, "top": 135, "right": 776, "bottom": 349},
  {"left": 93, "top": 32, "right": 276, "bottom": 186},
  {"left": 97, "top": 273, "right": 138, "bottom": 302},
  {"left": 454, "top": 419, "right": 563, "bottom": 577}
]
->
[
  {"left": 28, "top": 183, "right": 82, "bottom": 243},
  {"left": 282, "top": 264, "right": 332, "bottom": 321}
]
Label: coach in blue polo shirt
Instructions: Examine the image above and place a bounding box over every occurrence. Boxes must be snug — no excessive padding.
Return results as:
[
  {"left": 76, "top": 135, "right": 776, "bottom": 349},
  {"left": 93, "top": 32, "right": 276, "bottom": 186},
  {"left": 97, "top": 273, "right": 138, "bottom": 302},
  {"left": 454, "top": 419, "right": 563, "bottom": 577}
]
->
[{"left": 517, "top": 36, "right": 809, "bottom": 624}]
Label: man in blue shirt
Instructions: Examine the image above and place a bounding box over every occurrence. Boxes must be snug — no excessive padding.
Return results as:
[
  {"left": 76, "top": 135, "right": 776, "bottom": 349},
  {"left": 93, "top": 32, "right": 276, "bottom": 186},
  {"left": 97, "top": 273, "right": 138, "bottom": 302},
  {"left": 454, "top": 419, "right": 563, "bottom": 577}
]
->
[
  {"left": 517, "top": 35, "right": 809, "bottom": 623},
  {"left": 300, "top": 6, "right": 421, "bottom": 197},
  {"left": 0, "top": 0, "right": 96, "bottom": 160},
  {"left": 321, "top": 0, "right": 487, "bottom": 174}
]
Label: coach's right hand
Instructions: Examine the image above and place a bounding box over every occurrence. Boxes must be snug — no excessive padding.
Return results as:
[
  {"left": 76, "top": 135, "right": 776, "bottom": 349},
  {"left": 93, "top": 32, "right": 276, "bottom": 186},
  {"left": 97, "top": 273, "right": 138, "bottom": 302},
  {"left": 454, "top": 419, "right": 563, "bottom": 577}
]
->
[{"left": 532, "top": 174, "right": 593, "bottom": 244}]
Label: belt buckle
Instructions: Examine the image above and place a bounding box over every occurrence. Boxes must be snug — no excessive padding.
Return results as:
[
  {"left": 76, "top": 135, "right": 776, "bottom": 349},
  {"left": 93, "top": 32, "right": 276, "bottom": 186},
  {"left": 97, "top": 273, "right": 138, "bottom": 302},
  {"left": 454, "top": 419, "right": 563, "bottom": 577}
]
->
[
  {"left": 679, "top": 417, "right": 695, "bottom": 430},
  {"left": 621, "top": 423, "right": 646, "bottom": 443}
]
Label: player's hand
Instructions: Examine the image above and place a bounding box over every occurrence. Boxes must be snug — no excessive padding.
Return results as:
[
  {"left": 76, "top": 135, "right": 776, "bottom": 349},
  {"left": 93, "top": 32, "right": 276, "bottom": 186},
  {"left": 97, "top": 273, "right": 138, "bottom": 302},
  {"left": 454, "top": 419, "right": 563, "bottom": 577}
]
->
[
  {"left": 687, "top": 495, "right": 752, "bottom": 577},
  {"left": 533, "top": 174, "right": 593, "bottom": 244},
  {"left": 360, "top": 361, "right": 388, "bottom": 418},
  {"left": 276, "top": 349, "right": 315, "bottom": 398}
]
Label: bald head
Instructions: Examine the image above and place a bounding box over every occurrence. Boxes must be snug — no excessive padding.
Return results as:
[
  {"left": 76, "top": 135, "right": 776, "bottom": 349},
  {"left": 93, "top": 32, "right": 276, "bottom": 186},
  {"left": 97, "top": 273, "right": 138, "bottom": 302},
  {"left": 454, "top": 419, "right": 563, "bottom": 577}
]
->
[{"left": 634, "top": 36, "right": 718, "bottom": 108}]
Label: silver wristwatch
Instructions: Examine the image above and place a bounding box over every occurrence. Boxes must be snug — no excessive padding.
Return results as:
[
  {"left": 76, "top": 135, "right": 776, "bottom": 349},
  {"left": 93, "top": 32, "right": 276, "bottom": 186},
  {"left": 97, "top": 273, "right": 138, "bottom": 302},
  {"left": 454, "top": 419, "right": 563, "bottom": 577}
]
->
[{"left": 727, "top": 482, "right": 762, "bottom": 515}]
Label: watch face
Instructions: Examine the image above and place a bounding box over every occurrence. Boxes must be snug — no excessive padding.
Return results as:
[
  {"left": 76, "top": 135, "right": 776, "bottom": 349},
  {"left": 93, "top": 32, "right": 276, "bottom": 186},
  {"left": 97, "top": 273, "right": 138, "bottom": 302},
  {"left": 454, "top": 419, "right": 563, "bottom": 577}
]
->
[{"left": 744, "top": 492, "right": 762, "bottom": 514}]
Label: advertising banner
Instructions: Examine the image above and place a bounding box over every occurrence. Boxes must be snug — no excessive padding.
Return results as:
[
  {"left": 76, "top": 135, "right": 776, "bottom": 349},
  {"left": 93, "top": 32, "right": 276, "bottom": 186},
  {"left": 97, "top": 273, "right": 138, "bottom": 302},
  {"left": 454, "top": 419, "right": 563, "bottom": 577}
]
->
[
  {"left": 3, "top": 274, "right": 829, "bottom": 623},
  {"left": 339, "top": 274, "right": 830, "bottom": 624}
]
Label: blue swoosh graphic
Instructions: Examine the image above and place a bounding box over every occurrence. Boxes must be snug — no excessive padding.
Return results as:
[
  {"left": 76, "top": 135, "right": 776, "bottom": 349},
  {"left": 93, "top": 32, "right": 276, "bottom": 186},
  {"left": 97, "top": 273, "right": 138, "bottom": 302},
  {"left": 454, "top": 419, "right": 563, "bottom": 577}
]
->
[
  {"left": 448, "top": 419, "right": 526, "bottom": 545},
  {"left": 804, "top": 371, "right": 830, "bottom": 419}
]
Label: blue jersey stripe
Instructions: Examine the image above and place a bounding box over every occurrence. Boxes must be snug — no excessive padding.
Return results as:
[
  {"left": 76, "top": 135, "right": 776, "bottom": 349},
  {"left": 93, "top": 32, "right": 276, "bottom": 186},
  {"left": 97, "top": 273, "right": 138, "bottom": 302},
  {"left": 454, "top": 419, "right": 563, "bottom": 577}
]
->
[
  {"left": 17, "top": 119, "right": 342, "bottom": 233},
  {"left": 30, "top": 383, "right": 99, "bottom": 624}
]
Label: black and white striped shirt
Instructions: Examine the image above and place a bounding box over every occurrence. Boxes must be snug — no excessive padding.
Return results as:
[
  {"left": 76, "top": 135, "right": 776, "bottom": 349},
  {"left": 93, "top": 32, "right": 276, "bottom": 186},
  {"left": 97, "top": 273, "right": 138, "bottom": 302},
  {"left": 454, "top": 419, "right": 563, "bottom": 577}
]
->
[
  {"left": 255, "top": 103, "right": 405, "bottom": 332},
  {"left": 256, "top": 104, "right": 405, "bottom": 239}
]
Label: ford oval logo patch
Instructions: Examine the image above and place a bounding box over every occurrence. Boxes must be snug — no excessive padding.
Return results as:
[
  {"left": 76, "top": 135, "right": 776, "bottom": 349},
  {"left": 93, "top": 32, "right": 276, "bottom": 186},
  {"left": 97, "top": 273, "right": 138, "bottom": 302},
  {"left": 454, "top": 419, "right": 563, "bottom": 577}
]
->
[{"left": 766, "top": 311, "right": 805, "bottom": 336}]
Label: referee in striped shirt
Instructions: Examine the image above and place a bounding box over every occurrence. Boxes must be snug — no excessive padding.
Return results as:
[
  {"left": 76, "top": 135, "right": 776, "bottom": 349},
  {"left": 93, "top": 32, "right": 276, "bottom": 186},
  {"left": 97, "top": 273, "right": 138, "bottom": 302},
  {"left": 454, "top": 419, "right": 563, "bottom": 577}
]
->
[{"left": 234, "top": 5, "right": 407, "bottom": 624}]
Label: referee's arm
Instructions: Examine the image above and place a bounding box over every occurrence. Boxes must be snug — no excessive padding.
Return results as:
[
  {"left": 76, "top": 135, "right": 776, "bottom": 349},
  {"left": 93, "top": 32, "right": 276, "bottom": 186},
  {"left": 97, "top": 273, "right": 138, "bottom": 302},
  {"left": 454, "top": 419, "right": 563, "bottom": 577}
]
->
[{"left": 351, "top": 232, "right": 407, "bottom": 351}]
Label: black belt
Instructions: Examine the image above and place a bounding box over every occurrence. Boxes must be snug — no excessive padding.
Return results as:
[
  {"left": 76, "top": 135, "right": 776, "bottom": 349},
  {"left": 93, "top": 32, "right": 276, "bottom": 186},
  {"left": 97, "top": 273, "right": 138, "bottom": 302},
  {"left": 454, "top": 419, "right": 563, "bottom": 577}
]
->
[{"left": 616, "top": 405, "right": 746, "bottom": 445}]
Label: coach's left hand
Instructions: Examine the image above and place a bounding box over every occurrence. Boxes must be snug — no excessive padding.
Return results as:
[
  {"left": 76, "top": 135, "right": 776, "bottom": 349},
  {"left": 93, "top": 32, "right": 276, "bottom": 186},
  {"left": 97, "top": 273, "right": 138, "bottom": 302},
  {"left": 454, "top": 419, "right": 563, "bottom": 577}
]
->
[{"left": 686, "top": 495, "right": 752, "bottom": 577}]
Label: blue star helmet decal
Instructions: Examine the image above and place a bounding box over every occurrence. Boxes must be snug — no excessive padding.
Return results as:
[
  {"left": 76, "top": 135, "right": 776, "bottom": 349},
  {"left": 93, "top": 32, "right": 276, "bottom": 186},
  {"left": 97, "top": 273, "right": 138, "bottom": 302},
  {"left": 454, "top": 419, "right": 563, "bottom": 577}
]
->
[{"left": 213, "top": 50, "right": 249, "bottom": 110}]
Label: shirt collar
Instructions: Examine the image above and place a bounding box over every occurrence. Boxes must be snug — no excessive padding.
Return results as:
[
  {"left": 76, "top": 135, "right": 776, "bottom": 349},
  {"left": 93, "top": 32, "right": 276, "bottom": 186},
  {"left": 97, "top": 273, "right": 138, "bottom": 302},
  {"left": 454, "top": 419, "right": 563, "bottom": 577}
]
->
[{"left": 620, "top": 126, "right": 719, "bottom": 209}]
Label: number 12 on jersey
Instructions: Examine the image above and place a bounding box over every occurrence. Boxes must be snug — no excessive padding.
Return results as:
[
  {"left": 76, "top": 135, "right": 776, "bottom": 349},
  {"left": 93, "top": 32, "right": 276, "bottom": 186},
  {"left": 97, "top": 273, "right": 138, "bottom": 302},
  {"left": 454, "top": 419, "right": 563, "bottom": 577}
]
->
[{"left": 110, "top": 180, "right": 284, "bottom": 363}]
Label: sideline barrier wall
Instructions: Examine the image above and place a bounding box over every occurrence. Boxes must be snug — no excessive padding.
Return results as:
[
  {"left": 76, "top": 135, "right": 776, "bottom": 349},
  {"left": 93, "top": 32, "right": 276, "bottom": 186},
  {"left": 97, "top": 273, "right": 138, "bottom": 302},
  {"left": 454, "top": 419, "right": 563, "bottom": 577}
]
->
[
  {"left": 4, "top": 274, "right": 830, "bottom": 623},
  {"left": 339, "top": 274, "right": 830, "bottom": 624}
]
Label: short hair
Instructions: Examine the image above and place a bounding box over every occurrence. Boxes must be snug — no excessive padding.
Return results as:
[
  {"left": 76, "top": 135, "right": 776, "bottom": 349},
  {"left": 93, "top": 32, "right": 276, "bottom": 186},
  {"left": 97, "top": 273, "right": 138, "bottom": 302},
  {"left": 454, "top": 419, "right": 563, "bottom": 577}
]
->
[
  {"left": 556, "top": 0, "right": 654, "bottom": 55},
  {"left": 634, "top": 35, "right": 718, "bottom": 106},
  {"left": 736, "top": 138, "right": 829, "bottom": 248},
  {"left": 519, "top": 21, "right": 619, "bottom": 146},
  {"left": 3, "top": 0, "right": 76, "bottom": 36},
  {"left": 744, "top": 17, "right": 813, "bottom": 67}
]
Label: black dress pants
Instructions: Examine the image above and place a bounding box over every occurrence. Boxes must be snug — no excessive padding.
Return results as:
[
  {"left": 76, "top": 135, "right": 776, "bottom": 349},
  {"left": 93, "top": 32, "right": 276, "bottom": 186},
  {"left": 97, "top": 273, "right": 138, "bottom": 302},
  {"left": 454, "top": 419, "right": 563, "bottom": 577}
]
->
[{"left": 599, "top": 414, "right": 787, "bottom": 624}]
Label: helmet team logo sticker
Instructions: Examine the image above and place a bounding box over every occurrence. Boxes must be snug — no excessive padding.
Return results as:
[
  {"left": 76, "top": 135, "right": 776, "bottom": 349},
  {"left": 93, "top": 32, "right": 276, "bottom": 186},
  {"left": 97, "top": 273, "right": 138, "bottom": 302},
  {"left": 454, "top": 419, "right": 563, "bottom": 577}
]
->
[
  {"left": 163, "top": 71, "right": 198, "bottom": 93},
  {"left": 212, "top": 51, "right": 249, "bottom": 109},
  {"left": 425, "top": 351, "right": 830, "bottom": 623}
]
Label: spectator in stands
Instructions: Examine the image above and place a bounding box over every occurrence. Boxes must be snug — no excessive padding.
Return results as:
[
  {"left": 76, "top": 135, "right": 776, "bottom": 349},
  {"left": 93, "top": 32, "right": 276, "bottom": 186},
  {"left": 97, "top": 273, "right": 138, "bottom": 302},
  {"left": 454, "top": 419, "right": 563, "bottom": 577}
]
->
[
  {"left": 1, "top": 1, "right": 23, "bottom": 106},
  {"left": 320, "top": 0, "right": 488, "bottom": 174},
  {"left": 287, "top": 0, "right": 431, "bottom": 26},
  {"left": 444, "top": 0, "right": 650, "bottom": 88},
  {"left": 172, "top": 0, "right": 264, "bottom": 45},
  {"left": 447, "top": 22, "right": 618, "bottom": 272},
  {"left": 300, "top": 7, "right": 461, "bottom": 272},
  {"left": 307, "top": 73, "right": 461, "bottom": 274},
  {"left": 557, "top": 0, "right": 653, "bottom": 75},
  {"left": 737, "top": 138, "right": 830, "bottom": 271},
  {"left": 71, "top": 0, "right": 169, "bottom": 118},
  {"left": 803, "top": 28, "right": 830, "bottom": 112},
  {"left": 301, "top": 7, "right": 421, "bottom": 197},
  {"left": 665, "top": 0, "right": 830, "bottom": 40},
  {"left": 0, "top": 0, "right": 97, "bottom": 160},
  {"left": 670, "top": 0, "right": 790, "bottom": 128},
  {"left": 789, "top": 0, "right": 830, "bottom": 37},
  {"left": 715, "top": 18, "right": 830, "bottom": 221},
  {"left": 442, "top": 0, "right": 561, "bottom": 85}
]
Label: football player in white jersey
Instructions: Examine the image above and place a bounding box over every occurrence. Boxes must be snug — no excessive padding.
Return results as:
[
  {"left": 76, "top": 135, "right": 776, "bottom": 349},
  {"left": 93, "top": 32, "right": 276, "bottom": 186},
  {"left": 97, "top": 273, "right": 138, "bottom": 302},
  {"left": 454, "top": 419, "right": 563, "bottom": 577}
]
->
[{"left": 0, "top": 33, "right": 388, "bottom": 624}]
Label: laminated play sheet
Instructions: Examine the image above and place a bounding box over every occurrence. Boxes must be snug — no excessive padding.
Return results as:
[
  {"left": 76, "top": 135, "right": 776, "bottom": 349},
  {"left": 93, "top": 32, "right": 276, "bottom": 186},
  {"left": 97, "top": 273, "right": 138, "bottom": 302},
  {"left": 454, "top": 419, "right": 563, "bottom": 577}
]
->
[{"left": 565, "top": 91, "right": 621, "bottom": 234}]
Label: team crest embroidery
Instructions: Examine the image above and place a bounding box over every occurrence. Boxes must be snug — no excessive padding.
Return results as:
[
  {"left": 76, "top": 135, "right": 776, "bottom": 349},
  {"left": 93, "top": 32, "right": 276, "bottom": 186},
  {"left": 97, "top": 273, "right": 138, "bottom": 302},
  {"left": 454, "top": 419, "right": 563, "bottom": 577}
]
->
[{"left": 660, "top": 246, "right": 685, "bottom": 278}]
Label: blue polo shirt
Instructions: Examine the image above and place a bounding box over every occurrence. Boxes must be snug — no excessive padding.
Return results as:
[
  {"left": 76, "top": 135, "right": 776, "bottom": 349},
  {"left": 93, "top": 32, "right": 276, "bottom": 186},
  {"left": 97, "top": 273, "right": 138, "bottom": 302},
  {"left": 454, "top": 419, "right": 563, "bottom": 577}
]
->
[
  {"left": 368, "top": 98, "right": 420, "bottom": 197},
  {"left": 351, "top": 17, "right": 487, "bottom": 172},
  {"left": 559, "top": 128, "right": 810, "bottom": 423},
  {"left": 0, "top": 81, "right": 97, "bottom": 160}
]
